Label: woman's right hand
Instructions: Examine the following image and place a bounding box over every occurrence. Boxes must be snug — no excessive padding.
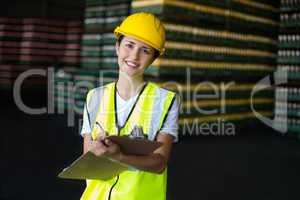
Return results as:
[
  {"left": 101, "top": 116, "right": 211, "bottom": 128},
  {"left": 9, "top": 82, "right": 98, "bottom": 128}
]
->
[
  {"left": 83, "top": 131, "right": 107, "bottom": 155},
  {"left": 89, "top": 135, "right": 108, "bottom": 156}
]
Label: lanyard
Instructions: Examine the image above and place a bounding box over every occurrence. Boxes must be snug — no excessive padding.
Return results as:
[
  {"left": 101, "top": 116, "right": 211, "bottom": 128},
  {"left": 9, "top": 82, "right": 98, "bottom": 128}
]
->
[{"left": 114, "top": 82, "right": 148, "bottom": 136}]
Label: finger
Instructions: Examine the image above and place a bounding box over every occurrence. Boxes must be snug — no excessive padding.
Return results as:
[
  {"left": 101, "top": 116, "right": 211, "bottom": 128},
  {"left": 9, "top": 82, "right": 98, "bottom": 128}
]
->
[
  {"left": 104, "top": 138, "right": 113, "bottom": 146},
  {"left": 91, "top": 140, "right": 105, "bottom": 150},
  {"left": 99, "top": 140, "right": 108, "bottom": 148},
  {"left": 99, "top": 130, "right": 108, "bottom": 137},
  {"left": 90, "top": 141, "right": 97, "bottom": 148},
  {"left": 96, "top": 135, "right": 107, "bottom": 143}
]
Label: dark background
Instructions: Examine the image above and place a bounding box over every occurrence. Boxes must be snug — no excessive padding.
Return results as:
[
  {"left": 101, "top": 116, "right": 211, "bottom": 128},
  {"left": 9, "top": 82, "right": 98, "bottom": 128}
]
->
[
  {"left": 2, "top": 89, "right": 300, "bottom": 200},
  {"left": 0, "top": 0, "right": 84, "bottom": 20},
  {"left": 1, "top": 0, "right": 300, "bottom": 199}
]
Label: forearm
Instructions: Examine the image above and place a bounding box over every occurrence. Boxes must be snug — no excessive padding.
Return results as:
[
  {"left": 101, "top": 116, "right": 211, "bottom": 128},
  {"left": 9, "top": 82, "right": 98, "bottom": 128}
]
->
[
  {"left": 83, "top": 133, "right": 92, "bottom": 154},
  {"left": 86, "top": 133, "right": 173, "bottom": 174},
  {"left": 117, "top": 152, "right": 167, "bottom": 174},
  {"left": 112, "top": 133, "right": 174, "bottom": 174}
]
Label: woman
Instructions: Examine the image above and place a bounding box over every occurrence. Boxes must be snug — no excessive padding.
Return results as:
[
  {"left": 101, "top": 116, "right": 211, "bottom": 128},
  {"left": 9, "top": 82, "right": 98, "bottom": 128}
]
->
[{"left": 80, "top": 12, "right": 179, "bottom": 200}]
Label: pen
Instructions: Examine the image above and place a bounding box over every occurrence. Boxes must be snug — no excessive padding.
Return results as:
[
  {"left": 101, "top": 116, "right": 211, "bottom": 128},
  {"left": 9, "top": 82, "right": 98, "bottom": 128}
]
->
[
  {"left": 95, "top": 122, "right": 109, "bottom": 146},
  {"left": 96, "top": 122, "right": 105, "bottom": 134}
]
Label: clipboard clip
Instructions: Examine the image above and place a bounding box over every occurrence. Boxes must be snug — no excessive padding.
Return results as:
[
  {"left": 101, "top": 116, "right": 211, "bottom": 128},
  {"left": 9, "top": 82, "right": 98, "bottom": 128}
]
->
[{"left": 128, "top": 125, "right": 147, "bottom": 140}]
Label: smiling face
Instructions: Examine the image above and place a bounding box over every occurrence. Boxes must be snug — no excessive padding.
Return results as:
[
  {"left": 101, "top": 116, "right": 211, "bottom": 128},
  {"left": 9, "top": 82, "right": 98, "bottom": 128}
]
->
[{"left": 116, "top": 36, "right": 156, "bottom": 77}]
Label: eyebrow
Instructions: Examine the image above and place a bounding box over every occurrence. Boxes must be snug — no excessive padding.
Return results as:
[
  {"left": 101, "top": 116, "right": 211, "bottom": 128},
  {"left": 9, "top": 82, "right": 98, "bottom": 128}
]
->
[{"left": 124, "top": 40, "right": 152, "bottom": 51}]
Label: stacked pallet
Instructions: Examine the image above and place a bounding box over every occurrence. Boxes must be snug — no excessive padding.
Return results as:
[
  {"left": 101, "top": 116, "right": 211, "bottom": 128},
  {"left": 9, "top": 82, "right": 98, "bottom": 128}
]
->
[
  {"left": 54, "top": 67, "right": 118, "bottom": 111},
  {"left": 157, "top": 80, "right": 273, "bottom": 136},
  {"left": 81, "top": 0, "right": 131, "bottom": 69},
  {"left": 0, "top": 18, "right": 82, "bottom": 90},
  {"left": 131, "top": 0, "right": 278, "bottom": 135},
  {"left": 131, "top": 0, "right": 278, "bottom": 78},
  {"left": 275, "top": 0, "right": 300, "bottom": 138},
  {"left": 54, "top": 0, "right": 131, "bottom": 111},
  {"left": 54, "top": 0, "right": 278, "bottom": 136},
  {"left": 0, "top": 18, "right": 26, "bottom": 89}
]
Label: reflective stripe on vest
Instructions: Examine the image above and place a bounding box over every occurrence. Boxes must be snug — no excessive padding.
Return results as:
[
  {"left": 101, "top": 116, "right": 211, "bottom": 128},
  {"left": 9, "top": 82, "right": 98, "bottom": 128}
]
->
[{"left": 81, "top": 82, "right": 176, "bottom": 200}]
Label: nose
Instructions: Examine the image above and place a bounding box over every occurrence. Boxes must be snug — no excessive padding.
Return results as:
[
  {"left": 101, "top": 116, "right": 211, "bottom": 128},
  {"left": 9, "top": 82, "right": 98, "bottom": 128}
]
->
[{"left": 130, "top": 47, "right": 140, "bottom": 60}]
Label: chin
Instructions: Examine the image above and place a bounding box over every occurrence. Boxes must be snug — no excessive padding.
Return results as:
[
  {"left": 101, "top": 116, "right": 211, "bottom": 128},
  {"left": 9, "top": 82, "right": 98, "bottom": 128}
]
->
[
  {"left": 125, "top": 71, "right": 143, "bottom": 77},
  {"left": 120, "top": 66, "right": 144, "bottom": 77}
]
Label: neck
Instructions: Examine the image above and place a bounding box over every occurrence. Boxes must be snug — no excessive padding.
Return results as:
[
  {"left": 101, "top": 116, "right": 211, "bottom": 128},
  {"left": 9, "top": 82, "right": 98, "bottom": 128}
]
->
[{"left": 116, "top": 72, "right": 145, "bottom": 100}]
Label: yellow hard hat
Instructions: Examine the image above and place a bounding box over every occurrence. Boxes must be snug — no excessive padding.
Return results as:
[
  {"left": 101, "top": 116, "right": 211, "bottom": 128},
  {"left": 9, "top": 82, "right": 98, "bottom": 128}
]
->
[{"left": 114, "top": 12, "right": 166, "bottom": 55}]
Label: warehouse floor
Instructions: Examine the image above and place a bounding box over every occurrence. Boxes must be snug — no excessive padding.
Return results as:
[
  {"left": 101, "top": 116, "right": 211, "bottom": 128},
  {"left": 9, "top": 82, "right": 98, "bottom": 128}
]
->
[{"left": 2, "top": 91, "right": 300, "bottom": 200}]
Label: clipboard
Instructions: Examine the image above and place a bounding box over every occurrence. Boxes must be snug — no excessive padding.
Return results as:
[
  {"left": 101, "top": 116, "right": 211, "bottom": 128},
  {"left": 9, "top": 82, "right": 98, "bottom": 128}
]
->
[
  {"left": 107, "top": 136, "right": 162, "bottom": 156},
  {"left": 58, "top": 152, "right": 128, "bottom": 181},
  {"left": 58, "top": 136, "right": 162, "bottom": 181}
]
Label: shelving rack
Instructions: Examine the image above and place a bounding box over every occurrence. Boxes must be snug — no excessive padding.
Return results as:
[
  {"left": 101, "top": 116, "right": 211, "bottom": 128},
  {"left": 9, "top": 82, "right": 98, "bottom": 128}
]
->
[
  {"left": 275, "top": 0, "right": 300, "bottom": 137},
  {"left": 54, "top": 0, "right": 131, "bottom": 111},
  {"left": 54, "top": 0, "right": 279, "bottom": 136},
  {"left": 131, "top": 0, "right": 279, "bottom": 135},
  {"left": 0, "top": 18, "right": 82, "bottom": 90},
  {"left": 0, "top": 0, "right": 84, "bottom": 93}
]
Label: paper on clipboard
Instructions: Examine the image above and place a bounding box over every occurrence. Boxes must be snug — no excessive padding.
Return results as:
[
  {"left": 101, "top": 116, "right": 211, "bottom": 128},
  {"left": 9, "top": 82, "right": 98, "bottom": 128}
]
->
[
  {"left": 58, "top": 152, "right": 128, "bottom": 181},
  {"left": 58, "top": 136, "right": 162, "bottom": 181}
]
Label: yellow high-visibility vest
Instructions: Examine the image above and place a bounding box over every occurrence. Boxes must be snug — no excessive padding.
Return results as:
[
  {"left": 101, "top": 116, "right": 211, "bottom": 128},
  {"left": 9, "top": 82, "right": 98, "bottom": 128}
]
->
[{"left": 81, "top": 82, "right": 176, "bottom": 200}]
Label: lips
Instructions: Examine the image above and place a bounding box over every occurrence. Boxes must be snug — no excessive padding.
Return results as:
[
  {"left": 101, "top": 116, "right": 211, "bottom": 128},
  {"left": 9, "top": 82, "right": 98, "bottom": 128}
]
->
[{"left": 125, "top": 60, "right": 139, "bottom": 68}]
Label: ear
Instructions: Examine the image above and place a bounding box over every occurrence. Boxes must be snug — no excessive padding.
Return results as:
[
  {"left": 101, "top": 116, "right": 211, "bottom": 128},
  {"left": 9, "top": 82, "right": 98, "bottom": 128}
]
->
[
  {"left": 115, "top": 42, "right": 120, "bottom": 56},
  {"left": 149, "top": 55, "right": 157, "bottom": 65}
]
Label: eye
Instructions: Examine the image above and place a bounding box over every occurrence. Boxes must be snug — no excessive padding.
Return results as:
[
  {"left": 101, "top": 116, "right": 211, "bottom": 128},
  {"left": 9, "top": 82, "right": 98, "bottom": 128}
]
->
[
  {"left": 125, "top": 43, "right": 134, "bottom": 49},
  {"left": 142, "top": 48, "right": 151, "bottom": 54}
]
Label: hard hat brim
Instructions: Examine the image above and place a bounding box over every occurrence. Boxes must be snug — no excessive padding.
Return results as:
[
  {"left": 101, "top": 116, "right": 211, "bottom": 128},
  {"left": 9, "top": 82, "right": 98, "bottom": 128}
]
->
[{"left": 114, "top": 26, "right": 165, "bottom": 55}]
